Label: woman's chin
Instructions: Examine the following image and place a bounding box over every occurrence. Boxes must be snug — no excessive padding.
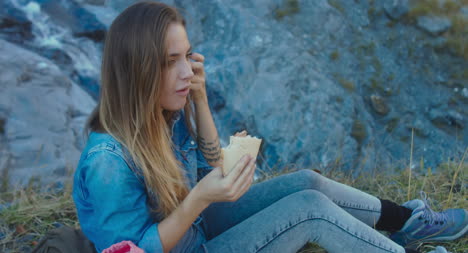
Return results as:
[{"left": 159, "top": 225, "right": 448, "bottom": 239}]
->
[{"left": 161, "top": 99, "right": 187, "bottom": 112}]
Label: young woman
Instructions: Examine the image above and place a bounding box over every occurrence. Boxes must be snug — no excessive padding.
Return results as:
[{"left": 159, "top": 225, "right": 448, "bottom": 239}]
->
[{"left": 72, "top": 2, "right": 467, "bottom": 253}]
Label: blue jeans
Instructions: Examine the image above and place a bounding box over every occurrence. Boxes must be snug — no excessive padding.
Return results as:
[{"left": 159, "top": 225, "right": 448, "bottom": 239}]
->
[{"left": 170, "top": 169, "right": 406, "bottom": 253}]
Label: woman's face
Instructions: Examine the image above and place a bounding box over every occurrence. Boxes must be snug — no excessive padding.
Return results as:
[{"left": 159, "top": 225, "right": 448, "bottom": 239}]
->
[{"left": 159, "top": 23, "right": 194, "bottom": 111}]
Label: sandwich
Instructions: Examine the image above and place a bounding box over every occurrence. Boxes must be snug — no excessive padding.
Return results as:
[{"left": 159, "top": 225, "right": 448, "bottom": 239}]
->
[{"left": 221, "top": 135, "right": 262, "bottom": 176}]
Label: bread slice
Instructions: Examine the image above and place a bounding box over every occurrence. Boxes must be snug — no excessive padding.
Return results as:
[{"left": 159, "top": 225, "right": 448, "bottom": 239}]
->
[{"left": 221, "top": 135, "right": 262, "bottom": 176}]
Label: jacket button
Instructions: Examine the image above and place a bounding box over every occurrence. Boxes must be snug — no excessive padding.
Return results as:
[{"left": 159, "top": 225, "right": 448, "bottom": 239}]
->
[{"left": 191, "top": 141, "right": 195, "bottom": 145}]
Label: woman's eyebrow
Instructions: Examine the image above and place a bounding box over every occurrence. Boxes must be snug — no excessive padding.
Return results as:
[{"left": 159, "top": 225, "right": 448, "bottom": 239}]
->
[{"left": 169, "top": 45, "right": 192, "bottom": 57}]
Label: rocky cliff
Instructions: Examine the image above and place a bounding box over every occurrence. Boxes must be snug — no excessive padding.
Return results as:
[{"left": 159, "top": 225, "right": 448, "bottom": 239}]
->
[{"left": 0, "top": 0, "right": 466, "bottom": 187}]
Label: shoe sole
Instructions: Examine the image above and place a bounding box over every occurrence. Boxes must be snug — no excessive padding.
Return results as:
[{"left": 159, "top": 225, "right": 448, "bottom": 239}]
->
[{"left": 405, "top": 223, "right": 468, "bottom": 247}]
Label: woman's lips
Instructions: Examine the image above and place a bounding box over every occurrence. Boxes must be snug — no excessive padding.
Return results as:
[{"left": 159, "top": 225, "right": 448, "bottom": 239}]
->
[{"left": 176, "top": 87, "right": 190, "bottom": 96}]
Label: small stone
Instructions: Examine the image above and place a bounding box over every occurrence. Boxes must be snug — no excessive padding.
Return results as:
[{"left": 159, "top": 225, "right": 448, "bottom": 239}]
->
[
  {"left": 17, "top": 72, "right": 32, "bottom": 83},
  {"left": 429, "top": 108, "right": 464, "bottom": 129},
  {"left": 384, "top": 0, "right": 409, "bottom": 20},
  {"left": 462, "top": 88, "right": 468, "bottom": 98},
  {"left": 52, "top": 222, "right": 64, "bottom": 228},
  {"left": 36, "top": 62, "right": 48, "bottom": 70},
  {"left": 417, "top": 16, "right": 452, "bottom": 36},
  {"left": 370, "top": 95, "right": 390, "bottom": 115},
  {"left": 430, "top": 37, "right": 447, "bottom": 48},
  {"left": 84, "top": 0, "right": 106, "bottom": 5},
  {"left": 407, "top": 119, "right": 429, "bottom": 137},
  {"left": 448, "top": 115, "right": 463, "bottom": 129},
  {"left": 15, "top": 224, "right": 26, "bottom": 234},
  {"left": 24, "top": 2, "right": 41, "bottom": 15},
  {"left": 461, "top": 6, "right": 468, "bottom": 18},
  {"left": 0, "top": 117, "right": 5, "bottom": 134}
]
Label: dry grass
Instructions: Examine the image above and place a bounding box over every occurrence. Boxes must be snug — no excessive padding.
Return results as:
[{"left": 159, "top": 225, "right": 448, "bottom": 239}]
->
[
  {"left": 274, "top": 0, "right": 300, "bottom": 20},
  {"left": 0, "top": 180, "right": 78, "bottom": 252},
  {"left": 0, "top": 156, "right": 466, "bottom": 252}
]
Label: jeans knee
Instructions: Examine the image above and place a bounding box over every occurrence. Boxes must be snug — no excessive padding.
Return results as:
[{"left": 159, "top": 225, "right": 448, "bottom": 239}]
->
[
  {"left": 294, "top": 169, "right": 325, "bottom": 188},
  {"left": 295, "top": 189, "right": 330, "bottom": 206},
  {"left": 287, "top": 190, "right": 335, "bottom": 219}
]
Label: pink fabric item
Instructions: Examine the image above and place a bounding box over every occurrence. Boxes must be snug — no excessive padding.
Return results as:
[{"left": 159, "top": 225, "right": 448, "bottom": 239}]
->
[{"left": 102, "top": 241, "right": 145, "bottom": 253}]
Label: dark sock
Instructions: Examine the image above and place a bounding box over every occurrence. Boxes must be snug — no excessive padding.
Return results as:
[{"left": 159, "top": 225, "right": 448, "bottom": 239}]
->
[
  {"left": 405, "top": 249, "right": 419, "bottom": 253},
  {"left": 375, "top": 199, "right": 413, "bottom": 232}
]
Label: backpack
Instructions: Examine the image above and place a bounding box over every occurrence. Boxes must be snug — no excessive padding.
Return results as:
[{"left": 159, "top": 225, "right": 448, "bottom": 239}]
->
[{"left": 31, "top": 225, "right": 97, "bottom": 253}]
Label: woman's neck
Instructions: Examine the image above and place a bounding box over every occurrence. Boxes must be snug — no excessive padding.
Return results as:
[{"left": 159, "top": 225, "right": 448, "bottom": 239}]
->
[{"left": 163, "top": 110, "right": 174, "bottom": 123}]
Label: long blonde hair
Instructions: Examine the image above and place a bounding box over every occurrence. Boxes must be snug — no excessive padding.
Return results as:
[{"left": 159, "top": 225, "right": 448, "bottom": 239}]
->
[{"left": 86, "top": 1, "right": 194, "bottom": 218}]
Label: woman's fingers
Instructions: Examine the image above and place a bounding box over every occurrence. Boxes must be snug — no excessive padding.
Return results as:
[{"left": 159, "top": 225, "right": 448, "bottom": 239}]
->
[
  {"left": 203, "top": 156, "right": 255, "bottom": 203},
  {"left": 237, "top": 166, "right": 255, "bottom": 198},
  {"left": 224, "top": 155, "right": 252, "bottom": 185},
  {"left": 189, "top": 60, "right": 205, "bottom": 92},
  {"left": 190, "top": 76, "right": 205, "bottom": 92},
  {"left": 190, "top": 61, "right": 204, "bottom": 75},
  {"left": 190, "top": 52, "right": 205, "bottom": 63},
  {"left": 190, "top": 75, "right": 205, "bottom": 84},
  {"left": 230, "top": 157, "right": 256, "bottom": 200}
]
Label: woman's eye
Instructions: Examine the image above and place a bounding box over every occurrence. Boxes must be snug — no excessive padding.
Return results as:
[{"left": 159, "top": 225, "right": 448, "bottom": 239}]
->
[{"left": 168, "top": 59, "right": 176, "bottom": 65}]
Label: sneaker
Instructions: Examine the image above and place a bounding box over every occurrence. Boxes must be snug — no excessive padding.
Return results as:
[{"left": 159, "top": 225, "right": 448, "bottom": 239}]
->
[
  {"left": 427, "top": 246, "right": 451, "bottom": 253},
  {"left": 390, "top": 191, "right": 468, "bottom": 247}
]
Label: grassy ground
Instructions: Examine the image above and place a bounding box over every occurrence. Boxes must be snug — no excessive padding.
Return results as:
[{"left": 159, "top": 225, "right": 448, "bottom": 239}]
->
[{"left": 0, "top": 156, "right": 466, "bottom": 252}]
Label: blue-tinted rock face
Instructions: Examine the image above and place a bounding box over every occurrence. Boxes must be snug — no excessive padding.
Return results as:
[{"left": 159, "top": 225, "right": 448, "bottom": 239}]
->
[
  {"left": 0, "top": 39, "right": 95, "bottom": 187},
  {"left": 0, "top": 0, "right": 33, "bottom": 43},
  {"left": 417, "top": 16, "right": 452, "bottom": 36},
  {"left": 175, "top": 0, "right": 467, "bottom": 172},
  {"left": 0, "top": 0, "right": 466, "bottom": 187},
  {"left": 384, "top": 0, "right": 409, "bottom": 20}
]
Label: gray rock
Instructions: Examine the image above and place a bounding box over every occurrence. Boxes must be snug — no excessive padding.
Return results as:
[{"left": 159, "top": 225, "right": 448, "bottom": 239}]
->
[
  {"left": 80, "top": 0, "right": 106, "bottom": 5},
  {"left": 429, "top": 108, "right": 464, "bottom": 129},
  {"left": 417, "top": 16, "right": 452, "bottom": 36},
  {"left": 406, "top": 119, "right": 430, "bottom": 138},
  {"left": 384, "top": 0, "right": 409, "bottom": 20},
  {"left": 1, "top": 0, "right": 466, "bottom": 182},
  {"left": 462, "top": 88, "right": 468, "bottom": 98},
  {"left": 461, "top": 6, "right": 468, "bottom": 18},
  {"left": 0, "top": 39, "right": 95, "bottom": 187},
  {"left": 429, "top": 36, "right": 448, "bottom": 48},
  {"left": 0, "top": 0, "right": 34, "bottom": 43},
  {"left": 174, "top": 0, "right": 466, "bottom": 172},
  {"left": 33, "top": 0, "right": 107, "bottom": 42},
  {"left": 370, "top": 95, "right": 390, "bottom": 115}
]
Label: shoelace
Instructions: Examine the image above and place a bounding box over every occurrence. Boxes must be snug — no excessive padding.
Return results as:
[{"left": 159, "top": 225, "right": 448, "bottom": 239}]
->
[{"left": 419, "top": 191, "right": 448, "bottom": 225}]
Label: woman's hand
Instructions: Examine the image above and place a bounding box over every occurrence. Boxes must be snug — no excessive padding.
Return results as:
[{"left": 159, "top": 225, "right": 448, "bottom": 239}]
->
[
  {"left": 193, "top": 154, "right": 256, "bottom": 206},
  {"left": 189, "top": 53, "right": 206, "bottom": 102}
]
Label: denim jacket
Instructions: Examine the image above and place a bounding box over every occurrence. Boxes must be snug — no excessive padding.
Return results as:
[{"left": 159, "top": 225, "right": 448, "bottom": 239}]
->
[{"left": 72, "top": 111, "right": 213, "bottom": 253}]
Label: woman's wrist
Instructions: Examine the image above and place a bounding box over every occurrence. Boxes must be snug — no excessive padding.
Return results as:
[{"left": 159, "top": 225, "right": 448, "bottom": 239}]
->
[
  {"left": 189, "top": 184, "right": 211, "bottom": 210},
  {"left": 191, "top": 91, "right": 208, "bottom": 105}
]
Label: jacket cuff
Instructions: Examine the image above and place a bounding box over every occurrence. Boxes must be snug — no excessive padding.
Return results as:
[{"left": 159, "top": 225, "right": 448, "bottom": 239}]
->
[{"left": 138, "top": 224, "right": 164, "bottom": 253}]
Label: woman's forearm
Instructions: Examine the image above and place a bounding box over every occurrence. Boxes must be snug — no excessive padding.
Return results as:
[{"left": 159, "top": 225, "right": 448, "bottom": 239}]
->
[
  {"left": 193, "top": 96, "right": 223, "bottom": 168},
  {"left": 157, "top": 187, "right": 209, "bottom": 253}
]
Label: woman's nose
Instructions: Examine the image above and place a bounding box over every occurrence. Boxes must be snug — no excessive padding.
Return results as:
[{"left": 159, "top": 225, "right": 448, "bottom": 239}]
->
[{"left": 180, "top": 60, "right": 194, "bottom": 80}]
